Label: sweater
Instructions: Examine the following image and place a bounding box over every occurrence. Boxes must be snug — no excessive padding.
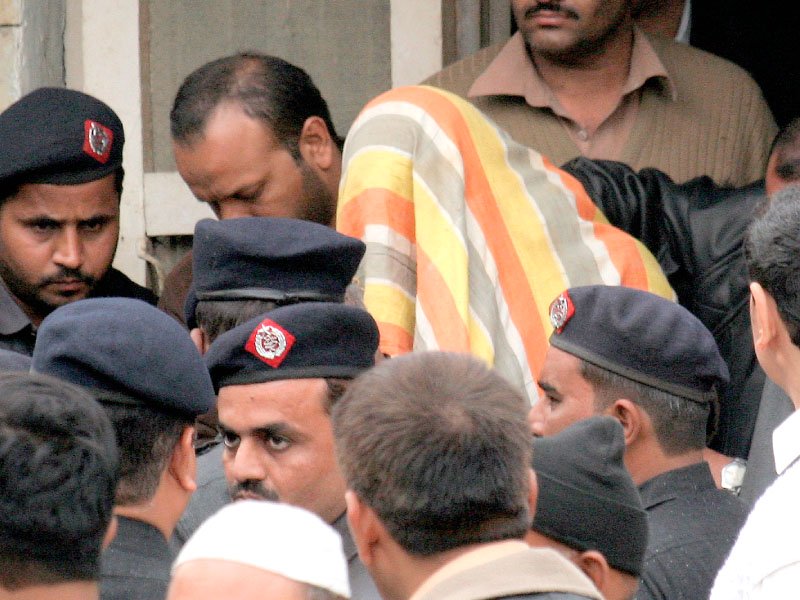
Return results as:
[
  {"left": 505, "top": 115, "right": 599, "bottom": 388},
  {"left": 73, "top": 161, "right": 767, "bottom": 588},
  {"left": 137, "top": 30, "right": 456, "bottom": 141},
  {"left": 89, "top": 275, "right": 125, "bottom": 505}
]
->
[{"left": 424, "top": 33, "right": 776, "bottom": 187}]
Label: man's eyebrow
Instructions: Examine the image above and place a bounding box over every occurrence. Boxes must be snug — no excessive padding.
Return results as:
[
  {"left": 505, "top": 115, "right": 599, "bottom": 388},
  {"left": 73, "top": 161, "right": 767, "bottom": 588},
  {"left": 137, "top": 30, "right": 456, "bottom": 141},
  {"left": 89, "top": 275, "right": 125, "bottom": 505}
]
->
[
  {"left": 19, "top": 215, "right": 62, "bottom": 224},
  {"left": 254, "top": 422, "right": 301, "bottom": 440}
]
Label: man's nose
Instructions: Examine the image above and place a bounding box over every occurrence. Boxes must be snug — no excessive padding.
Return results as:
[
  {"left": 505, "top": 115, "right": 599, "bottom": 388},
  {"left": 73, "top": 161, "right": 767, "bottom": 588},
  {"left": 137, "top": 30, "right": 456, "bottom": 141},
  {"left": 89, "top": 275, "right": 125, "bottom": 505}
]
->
[
  {"left": 215, "top": 199, "right": 258, "bottom": 220},
  {"left": 52, "top": 228, "right": 83, "bottom": 270},
  {"left": 528, "top": 401, "right": 547, "bottom": 437},
  {"left": 228, "top": 438, "right": 269, "bottom": 483}
]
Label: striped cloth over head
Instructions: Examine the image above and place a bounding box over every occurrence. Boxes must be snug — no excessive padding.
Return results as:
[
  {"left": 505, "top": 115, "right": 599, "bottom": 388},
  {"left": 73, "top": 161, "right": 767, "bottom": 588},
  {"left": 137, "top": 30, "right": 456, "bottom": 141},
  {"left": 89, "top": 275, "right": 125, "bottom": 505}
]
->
[{"left": 337, "top": 85, "right": 673, "bottom": 403}]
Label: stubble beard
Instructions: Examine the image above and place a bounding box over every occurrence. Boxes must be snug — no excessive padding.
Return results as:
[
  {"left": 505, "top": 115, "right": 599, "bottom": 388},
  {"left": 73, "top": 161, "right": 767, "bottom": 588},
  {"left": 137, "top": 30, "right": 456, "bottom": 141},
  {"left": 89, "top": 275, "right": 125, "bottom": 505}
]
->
[{"left": 0, "top": 259, "right": 98, "bottom": 321}]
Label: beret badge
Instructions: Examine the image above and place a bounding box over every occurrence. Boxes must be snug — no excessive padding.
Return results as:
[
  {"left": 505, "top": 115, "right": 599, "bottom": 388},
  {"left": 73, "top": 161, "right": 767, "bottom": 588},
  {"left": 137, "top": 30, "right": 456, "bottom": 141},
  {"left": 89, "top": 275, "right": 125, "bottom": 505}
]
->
[
  {"left": 83, "top": 119, "right": 113, "bottom": 164},
  {"left": 549, "top": 291, "right": 574, "bottom": 333},
  {"left": 245, "top": 318, "right": 296, "bottom": 368}
]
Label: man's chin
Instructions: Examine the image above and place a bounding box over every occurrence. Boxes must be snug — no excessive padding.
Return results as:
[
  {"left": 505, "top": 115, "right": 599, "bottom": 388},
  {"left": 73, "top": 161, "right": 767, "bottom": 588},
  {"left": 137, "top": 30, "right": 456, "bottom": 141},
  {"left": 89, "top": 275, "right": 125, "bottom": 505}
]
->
[{"left": 39, "top": 287, "right": 93, "bottom": 310}]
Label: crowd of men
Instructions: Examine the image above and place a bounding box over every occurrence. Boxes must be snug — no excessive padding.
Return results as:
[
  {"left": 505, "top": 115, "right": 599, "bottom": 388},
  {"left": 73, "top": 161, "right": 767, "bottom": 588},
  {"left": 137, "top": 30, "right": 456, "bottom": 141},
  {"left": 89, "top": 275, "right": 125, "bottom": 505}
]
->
[{"left": 0, "top": 1, "right": 798, "bottom": 599}]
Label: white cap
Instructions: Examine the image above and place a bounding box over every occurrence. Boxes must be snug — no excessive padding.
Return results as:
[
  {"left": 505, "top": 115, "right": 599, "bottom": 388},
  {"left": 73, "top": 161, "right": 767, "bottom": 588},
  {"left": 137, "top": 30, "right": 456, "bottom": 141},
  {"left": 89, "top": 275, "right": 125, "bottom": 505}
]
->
[{"left": 172, "top": 500, "right": 351, "bottom": 598}]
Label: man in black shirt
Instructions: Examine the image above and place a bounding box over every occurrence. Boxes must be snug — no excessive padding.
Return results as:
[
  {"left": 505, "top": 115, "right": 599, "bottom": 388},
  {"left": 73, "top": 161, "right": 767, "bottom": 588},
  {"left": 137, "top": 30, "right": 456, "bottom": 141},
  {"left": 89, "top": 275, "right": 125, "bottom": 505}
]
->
[
  {"left": 530, "top": 285, "right": 749, "bottom": 600},
  {"left": 0, "top": 87, "right": 155, "bottom": 356},
  {"left": 32, "top": 298, "right": 216, "bottom": 600}
]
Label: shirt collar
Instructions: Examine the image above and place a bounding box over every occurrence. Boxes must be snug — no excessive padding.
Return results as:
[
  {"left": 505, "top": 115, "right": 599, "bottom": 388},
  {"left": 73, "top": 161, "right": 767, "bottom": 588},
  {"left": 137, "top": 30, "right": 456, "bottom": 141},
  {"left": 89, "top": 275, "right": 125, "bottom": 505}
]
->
[
  {"left": 773, "top": 408, "right": 800, "bottom": 474},
  {"left": 409, "top": 540, "right": 530, "bottom": 600},
  {"left": 637, "top": 461, "right": 715, "bottom": 509},
  {"left": 468, "top": 27, "right": 676, "bottom": 106},
  {"left": 0, "top": 278, "right": 32, "bottom": 335},
  {"left": 675, "top": 0, "right": 692, "bottom": 44}
]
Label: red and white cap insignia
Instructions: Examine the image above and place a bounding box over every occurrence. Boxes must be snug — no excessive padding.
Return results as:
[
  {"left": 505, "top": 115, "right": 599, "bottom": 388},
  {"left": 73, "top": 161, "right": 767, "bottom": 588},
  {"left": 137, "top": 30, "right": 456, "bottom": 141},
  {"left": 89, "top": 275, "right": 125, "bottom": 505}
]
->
[
  {"left": 549, "top": 291, "right": 575, "bottom": 334},
  {"left": 245, "top": 318, "right": 296, "bottom": 368},
  {"left": 83, "top": 120, "right": 113, "bottom": 164}
]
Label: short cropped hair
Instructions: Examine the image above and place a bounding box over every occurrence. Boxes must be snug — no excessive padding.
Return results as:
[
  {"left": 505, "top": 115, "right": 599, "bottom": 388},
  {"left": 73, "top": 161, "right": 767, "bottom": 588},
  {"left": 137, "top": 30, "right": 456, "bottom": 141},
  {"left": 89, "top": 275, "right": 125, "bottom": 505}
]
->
[
  {"left": 196, "top": 299, "right": 279, "bottom": 343},
  {"left": 195, "top": 283, "right": 363, "bottom": 343},
  {"left": 332, "top": 352, "right": 532, "bottom": 556},
  {"left": 770, "top": 117, "right": 800, "bottom": 184},
  {"left": 98, "top": 398, "right": 192, "bottom": 506},
  {"left": 0, "top": 372, "right": 118, "bottom": 589},
  {"left": 745, "top": 185, "right": 800, "bottom": 347},
  {"left": 170, "top": 52, "right": 342, "bottom": 158},
  {"left": 580, "top": 360, "right": 710, "bottom": 454}
]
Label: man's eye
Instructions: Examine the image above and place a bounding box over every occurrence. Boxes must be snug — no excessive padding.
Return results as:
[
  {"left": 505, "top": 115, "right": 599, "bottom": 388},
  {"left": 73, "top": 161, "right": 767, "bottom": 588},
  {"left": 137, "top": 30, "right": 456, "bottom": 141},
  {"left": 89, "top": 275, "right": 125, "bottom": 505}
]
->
[
  {"left": 80, "top": 219, "right": 107, "bottom": 232},
  {"left": 545, "top": 394, "right": 562, "bottom": 407},
  {"left": 267, "top": 435, "right": 290, "bottom": 451},
  {"left": 28, "top": 221, "right": 58, "bottom": 232},
  {"left": 221, "top": 431, "right": 240, "bottom": 449}
]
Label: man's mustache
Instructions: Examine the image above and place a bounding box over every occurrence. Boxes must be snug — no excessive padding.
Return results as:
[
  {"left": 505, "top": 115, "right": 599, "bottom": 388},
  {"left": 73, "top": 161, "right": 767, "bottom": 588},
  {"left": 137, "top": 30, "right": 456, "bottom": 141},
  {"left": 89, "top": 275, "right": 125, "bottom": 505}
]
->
[
  {"left": 228, "top": 479, "right": 279, "bottom": 502},
  {"left": 39, "top": 268, "right": 96, "bottom": 287},
  {"left": 527, "top": 2, "right": 580, "bottom": 20}
]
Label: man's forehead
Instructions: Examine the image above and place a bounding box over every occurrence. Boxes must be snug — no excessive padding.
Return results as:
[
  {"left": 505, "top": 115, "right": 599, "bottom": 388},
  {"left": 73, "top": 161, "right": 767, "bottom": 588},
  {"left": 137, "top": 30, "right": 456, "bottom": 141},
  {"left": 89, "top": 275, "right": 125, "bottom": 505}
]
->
[
  {"left": 541, "top": 346, "right": 584, "bottom": 381},
  {"left": 218, "top": 378, "right": 329, "bottom": 420}
]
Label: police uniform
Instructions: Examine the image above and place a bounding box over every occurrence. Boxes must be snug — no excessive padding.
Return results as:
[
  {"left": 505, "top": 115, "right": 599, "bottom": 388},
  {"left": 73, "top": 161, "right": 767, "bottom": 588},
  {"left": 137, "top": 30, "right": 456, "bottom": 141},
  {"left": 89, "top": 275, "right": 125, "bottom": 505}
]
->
[
  {"left": 188, "top": 303, "right": 382, "bottom": 600},
  {"left": 185, "top": 216, "right": 365, "bottom": 447},
  {"left": 0, "top": 87, "right": 156, "bottom": 357},
  {"left": 547, "top": 286, "right": 748, "bottom": 600},
  {"left": 31, "top": 298, "right": 215, "bottom": 600}
]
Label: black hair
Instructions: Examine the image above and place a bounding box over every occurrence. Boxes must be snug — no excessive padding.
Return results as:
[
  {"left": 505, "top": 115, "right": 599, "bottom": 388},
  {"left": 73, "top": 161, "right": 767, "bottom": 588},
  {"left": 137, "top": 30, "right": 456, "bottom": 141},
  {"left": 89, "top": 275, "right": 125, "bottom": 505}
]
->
[
  {"left": 0, "top": 372, "right": 118, "bottom": 589},
  {"left": 171, "top": 52, "right": 342, "bottom": 158},
  {"left": 745, "top": 185, "right": 800, "bottom": 347},
  {"left": 580, "top": 360, "right": 711, "bottom": 454},
  {"left": 333, "top": 352, "right": 532, "bottom": 556}
]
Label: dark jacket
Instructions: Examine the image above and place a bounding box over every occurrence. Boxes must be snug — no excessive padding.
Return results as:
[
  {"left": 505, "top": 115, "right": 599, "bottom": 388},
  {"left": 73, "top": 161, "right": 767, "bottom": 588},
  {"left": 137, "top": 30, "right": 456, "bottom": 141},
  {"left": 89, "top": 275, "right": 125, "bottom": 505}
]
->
[
  {"left": 100, "top": 516, "right": 172, "bottom": 600},
  {"left": 563, "top": 158, "right": 765, "bottom": 458}
]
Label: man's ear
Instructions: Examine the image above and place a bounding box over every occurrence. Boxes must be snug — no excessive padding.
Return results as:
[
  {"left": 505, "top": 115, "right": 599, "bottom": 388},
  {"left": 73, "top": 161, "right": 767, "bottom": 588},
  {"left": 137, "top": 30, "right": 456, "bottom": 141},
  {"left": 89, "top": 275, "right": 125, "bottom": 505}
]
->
[
  {"left": 576, "top": 550, "right": 610, "bottom": 594},
  {"left": 169, "top": 426, "right": 197, "bottom": 493},
  {"left": 189, "top": 328, "right": 210, "bottom": 355},
  {"left": 750, "top": 281, "right": 778, "bottom": 351},
  {"left": 606, "top": 399, "right": 642, "bottom": 447},
  {"left": 346, "top": 490, "right": 382, "bottom": 568},
  {"left": 298, "top": 116, "right": 336, "bottom": 171}
]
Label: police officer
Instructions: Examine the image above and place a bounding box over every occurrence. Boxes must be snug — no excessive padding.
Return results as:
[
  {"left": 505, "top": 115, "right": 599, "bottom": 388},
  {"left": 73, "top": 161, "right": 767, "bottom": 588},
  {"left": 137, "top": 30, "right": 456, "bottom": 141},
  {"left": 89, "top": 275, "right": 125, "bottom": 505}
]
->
[
  {"left": 198, "top": 302, "right": 381, "bottom": 600},
  {"left": 32, "top": 298, "right": 214, "bottom": 600},
  {"left": 529, "top": 285, "right": 748, "bottom": 600},
  {"left": 0, "top": 88, "right": 155, "bottom": 356}
]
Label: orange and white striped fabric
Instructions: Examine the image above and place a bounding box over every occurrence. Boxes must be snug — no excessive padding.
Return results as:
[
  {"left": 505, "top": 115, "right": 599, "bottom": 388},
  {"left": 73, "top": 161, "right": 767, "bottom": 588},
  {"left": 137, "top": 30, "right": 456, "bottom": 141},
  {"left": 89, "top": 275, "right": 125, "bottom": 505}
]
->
[{"left": 337, "top": 85, "right": 673, "bottom": 403}]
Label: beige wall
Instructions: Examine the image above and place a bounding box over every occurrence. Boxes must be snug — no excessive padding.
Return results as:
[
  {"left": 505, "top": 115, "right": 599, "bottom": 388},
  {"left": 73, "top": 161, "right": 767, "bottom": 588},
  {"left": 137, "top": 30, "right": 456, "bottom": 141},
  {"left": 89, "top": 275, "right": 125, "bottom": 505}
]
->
[
  {"left": 0, "top": 0, "right": 65, "bottom": 110},
  {"left": 143, "top": 0, "right": 392, "bottom": 173}
]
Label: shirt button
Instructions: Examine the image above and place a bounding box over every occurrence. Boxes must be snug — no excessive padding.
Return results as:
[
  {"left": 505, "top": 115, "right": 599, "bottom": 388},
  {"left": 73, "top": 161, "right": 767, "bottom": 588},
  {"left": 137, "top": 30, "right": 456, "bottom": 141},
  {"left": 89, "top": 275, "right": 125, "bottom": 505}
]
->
[{"left": 577, "top": 129, "right": 589, "bottom": 141}]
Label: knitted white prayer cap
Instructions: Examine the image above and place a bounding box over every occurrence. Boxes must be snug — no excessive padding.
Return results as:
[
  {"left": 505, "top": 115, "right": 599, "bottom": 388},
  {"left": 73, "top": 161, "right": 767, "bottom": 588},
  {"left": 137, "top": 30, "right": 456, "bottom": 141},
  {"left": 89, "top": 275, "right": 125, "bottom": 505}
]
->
[{"left": 172, "top": 500, "right": 351, "bottom": 598}]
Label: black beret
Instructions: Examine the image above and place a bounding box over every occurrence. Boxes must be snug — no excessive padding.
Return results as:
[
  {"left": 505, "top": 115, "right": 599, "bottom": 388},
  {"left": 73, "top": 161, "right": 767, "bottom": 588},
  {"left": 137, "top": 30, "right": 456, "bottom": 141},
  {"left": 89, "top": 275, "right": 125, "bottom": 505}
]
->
[
  {"left": 206, "top": 302, "right": 378, "bottom": 392},
  {"left": 184, "top": 217, "right": 366, "bottom": 326},
  {"left": 0, "top": 349, "right": 31, "bottom": 373},
  {"left": 0, "top": 87, "right": 124, "bottom": 188},
  {"left": 548, "top": 285, "right": 729, "bottom": 402},
  {"left": 532, "top": 416, "right": 648, "bottom": 576},
  {"left": 31, "top": 298, "right": 215, "bottom": 418}
]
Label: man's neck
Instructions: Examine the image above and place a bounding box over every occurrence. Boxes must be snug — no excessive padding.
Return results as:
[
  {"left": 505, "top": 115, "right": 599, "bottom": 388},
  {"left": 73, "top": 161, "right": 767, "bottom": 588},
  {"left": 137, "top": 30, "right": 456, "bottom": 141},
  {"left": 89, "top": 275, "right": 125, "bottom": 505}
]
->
[
  {"left": 0, "top": 581, "right": 98, "bottom": 600},
  {"left": 529, "top": 24, "right": 635, "bottom": 134},
  {"left": 376, "top": 544, "right": 474, "bottom": 600},
  {"left": 627, "top": 442, "right": 704, "bottom": 487},
  {"left": 633, "top": 0, "right": 686, "bottom": 39}
]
